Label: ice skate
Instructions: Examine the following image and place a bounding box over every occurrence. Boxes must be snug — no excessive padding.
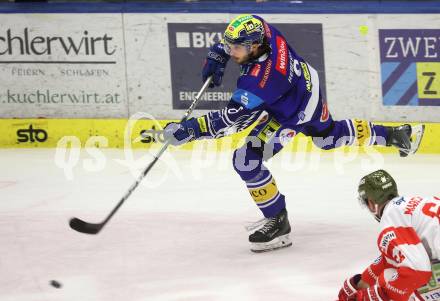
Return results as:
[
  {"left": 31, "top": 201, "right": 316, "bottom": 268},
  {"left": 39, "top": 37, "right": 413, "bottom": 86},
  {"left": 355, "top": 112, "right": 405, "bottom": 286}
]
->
[
  {"left": 386, "top": 124, "right": 425, "bottom": 157},
  {"left": 248, "top": 209, "right": 292, "bottom": 253}
]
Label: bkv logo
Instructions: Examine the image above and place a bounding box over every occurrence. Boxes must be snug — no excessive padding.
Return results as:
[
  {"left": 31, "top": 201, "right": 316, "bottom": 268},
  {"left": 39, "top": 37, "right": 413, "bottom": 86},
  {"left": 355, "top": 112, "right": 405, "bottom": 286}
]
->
[
  {"left": 174, "top": 31, "right": 222, "bottom": 48},
  {"left": 17, "top": 125, "right": 48, "bottom": 143}
]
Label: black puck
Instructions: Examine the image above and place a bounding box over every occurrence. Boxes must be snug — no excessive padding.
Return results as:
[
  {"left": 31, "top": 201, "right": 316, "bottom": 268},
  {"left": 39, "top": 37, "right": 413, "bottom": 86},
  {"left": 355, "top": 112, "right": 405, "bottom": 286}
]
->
[{"left": 50, "top": 280, "right": 62, "bottom": 288}]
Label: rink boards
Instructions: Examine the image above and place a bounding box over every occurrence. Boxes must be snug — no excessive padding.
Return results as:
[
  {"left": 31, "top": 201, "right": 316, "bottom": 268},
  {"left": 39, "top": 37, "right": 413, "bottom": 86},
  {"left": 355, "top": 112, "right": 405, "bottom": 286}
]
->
[
  {"left": 0, "top": 118, "right": 439, "bottom": 154},
  {"left": 0, "top": 11, "right": 439, "bottom": 123},
  {"left": 0, "top": 6, "right": 439, "bottom": 153}
]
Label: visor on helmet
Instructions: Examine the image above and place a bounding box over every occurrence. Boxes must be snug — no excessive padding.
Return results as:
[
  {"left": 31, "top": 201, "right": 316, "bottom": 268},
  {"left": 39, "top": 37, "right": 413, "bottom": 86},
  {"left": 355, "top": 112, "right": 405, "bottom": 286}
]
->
[{"left": 223, "top": 40, "right": 251, "bottom": 55}]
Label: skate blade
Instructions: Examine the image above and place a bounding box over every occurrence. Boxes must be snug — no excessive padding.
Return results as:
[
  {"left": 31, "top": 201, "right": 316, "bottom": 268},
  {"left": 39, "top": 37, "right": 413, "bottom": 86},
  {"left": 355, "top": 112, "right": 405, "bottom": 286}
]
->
[
  {"left": 250, "top": 233, "right": 292, "bottom": 253},
  {"left": 400, "top": 124, "right": 425, "bottom": 157}
]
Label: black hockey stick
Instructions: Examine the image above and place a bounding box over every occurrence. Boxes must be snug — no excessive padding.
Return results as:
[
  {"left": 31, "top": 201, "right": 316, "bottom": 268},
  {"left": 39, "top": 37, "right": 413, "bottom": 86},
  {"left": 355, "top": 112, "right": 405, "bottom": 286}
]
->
[{"left": 69, "top": 76, "right": 213, "bottom": 234}]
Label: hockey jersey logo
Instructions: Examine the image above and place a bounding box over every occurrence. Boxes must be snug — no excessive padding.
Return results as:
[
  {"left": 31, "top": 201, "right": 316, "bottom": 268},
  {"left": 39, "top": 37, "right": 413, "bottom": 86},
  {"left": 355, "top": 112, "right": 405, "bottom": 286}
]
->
[
  {"left": 279, "top": 128, "right": 296, "bottom": 146},
  {"left": 392, "top": 248, "right": 406, "bottom": 263},
  {"left": 232, "top": 89, "right": 264, "bottom": 109},
  {"left": 393, "top": 197, "right": 405, "bottom": 206},
  {"left": 404, "top": 197, "right": 423, "bottom": 215},
  {"left": 300, "top": 62, "right": 312, "bottom": 92},
  {"left": 380, "top": 230, "right": 397, "bottom": 253},
  {"left": 250, "top": 64, "right": 261, "bottom": 77},
  {"left": 275, "top": 36, "right": 288, "bottom": 76},
  {"left": 259, "top": 59, "right": 272, "bottom": 88}
]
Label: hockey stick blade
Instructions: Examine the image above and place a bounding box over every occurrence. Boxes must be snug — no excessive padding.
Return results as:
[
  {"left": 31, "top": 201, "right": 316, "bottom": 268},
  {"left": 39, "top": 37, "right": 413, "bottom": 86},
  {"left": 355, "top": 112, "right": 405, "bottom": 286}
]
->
[{"left": 69, "top": 217, "right": 103, "bottom": 235}]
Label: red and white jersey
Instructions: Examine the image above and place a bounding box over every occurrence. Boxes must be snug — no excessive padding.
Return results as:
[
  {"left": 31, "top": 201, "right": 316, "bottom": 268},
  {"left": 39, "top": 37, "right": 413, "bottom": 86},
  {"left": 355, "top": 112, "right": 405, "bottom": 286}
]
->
[{"left": 361, "top": 195, "right": 440, "bottom": 301}]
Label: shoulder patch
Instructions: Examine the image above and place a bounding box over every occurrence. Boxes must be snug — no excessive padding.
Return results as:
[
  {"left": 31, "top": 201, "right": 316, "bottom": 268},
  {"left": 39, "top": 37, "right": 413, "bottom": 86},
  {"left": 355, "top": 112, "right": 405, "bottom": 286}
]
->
[{"left": 231, "top": 89, "right": 264, "bottom": 109}]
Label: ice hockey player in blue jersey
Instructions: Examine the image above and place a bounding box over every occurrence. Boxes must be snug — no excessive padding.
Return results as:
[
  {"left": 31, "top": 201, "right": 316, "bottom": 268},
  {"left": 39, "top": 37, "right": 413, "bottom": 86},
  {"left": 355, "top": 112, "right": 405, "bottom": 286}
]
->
[{"left": 163, "top": 14, "right": 424, "bottom": 253}]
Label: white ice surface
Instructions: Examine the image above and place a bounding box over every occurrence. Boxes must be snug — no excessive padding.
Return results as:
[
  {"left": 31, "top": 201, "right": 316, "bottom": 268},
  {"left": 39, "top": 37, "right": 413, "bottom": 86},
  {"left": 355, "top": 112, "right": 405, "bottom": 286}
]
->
[{"left": 0, "top": 148, "right": 439, "bottom": 301}]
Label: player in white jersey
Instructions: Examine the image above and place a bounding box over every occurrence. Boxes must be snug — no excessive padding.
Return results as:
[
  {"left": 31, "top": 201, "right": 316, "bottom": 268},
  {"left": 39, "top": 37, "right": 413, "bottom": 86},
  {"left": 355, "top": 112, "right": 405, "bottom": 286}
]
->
[{"left": 337, "top": 169, "right": 440, "bottom": 301}]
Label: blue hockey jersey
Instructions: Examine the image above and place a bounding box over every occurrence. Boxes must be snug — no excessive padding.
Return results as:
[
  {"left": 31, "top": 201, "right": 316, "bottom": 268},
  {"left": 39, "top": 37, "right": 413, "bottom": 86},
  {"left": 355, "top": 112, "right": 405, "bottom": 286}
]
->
[{"left": 197, "top": 15, "right": 322, "bottom": 139}]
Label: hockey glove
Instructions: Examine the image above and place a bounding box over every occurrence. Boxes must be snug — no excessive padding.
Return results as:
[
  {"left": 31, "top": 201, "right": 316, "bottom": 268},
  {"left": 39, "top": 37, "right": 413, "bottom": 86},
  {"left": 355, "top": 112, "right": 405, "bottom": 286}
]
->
[
  {"left": 348, "top": 286, "right": 389, "bottom": 301},
  {"left": 163, "top": 118, "right": 201, "bottom": 146},
  {"left": 338, "top": 274, "right": 362, "bottom": 301},
  {"left": 202, "top": 42, "right": 230, "bottom": 88}
]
